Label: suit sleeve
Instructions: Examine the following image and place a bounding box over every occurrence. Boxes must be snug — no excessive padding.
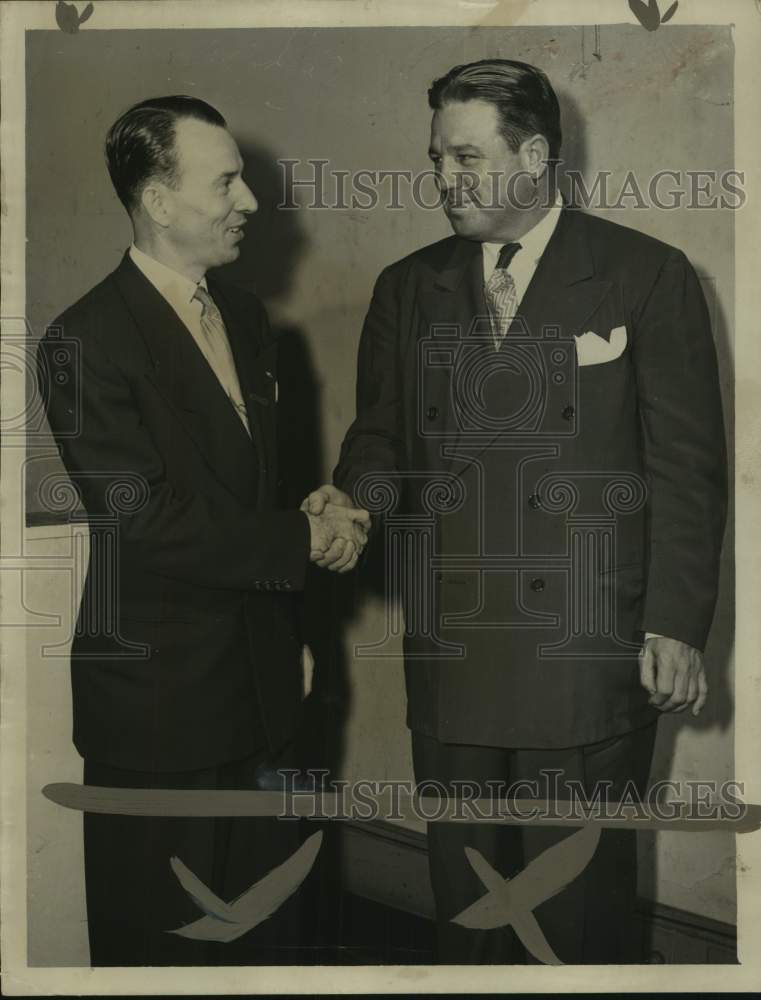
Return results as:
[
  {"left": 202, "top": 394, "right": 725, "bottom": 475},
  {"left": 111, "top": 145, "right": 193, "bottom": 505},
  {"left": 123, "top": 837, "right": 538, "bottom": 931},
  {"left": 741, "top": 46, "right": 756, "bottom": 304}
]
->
[
  {"left": 632, "top": 248, "right": 728, "bottom": 650},
  {"left": 37, "top": 317, "right": 311, "bottom": 592},
  {"left": 332, "top": 265, "right": 405, "bottom": 508}
]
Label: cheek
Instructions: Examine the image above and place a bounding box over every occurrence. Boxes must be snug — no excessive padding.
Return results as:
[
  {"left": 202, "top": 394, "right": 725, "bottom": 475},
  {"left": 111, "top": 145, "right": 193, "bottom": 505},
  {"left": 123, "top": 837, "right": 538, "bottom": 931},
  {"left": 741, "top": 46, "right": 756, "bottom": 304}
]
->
[
  {"left": 181, "top": 196, "right": 229, "bottom": 230},
  {"left": 212, "top": 205, "right": 234, "bottom": 231},
  {"left": 459, "top": 170, "right": 493, "bottom": 206},
  {"left": 173, "top": 205, "right": 210, "bottom": 238}
]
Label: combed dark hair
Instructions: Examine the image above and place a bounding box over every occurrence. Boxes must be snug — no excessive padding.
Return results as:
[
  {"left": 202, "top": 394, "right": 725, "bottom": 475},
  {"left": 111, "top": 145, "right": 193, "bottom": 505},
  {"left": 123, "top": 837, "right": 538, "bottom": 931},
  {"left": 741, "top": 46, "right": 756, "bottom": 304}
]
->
[
  {"left": 428, "top": 59, "right": 561, "bottom": 162},
  {"left": 105, "top": 95, "right": 226, "bottom": 213}
]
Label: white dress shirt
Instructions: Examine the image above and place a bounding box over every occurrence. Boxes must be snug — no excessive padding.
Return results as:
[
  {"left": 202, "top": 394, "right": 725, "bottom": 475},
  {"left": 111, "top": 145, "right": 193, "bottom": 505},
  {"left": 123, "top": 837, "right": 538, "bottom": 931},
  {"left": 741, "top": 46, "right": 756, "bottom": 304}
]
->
[
  {"left": 128, "top": 244, "right": 249, "bottom": 432},
  {"left": 481, "top": 190, "right": 563, "bottom": 301}
]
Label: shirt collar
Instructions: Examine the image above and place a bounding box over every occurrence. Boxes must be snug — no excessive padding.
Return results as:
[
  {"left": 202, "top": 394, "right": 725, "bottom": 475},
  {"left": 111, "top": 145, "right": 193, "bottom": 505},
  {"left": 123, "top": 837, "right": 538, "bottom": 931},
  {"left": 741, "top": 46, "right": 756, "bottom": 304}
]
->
[
  {"left": 482, "top": 190, "right": 563, "bottom": 267},
  {"left": 129, "top": 244, "right": 208, "bottom": 310}
]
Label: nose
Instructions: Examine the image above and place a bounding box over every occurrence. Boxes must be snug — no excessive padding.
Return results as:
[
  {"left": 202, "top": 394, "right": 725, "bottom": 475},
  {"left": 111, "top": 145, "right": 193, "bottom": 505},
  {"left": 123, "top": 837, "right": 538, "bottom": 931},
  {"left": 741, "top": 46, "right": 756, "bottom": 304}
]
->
[
  {"left": 437, "top": 156, "right": 473, "bottom": 198},
  {"left": 435, "top": 158, "right": 455, "bottom": 194},
  {"left": 237, "top": 181, "right": 258, "bottom": 214}
]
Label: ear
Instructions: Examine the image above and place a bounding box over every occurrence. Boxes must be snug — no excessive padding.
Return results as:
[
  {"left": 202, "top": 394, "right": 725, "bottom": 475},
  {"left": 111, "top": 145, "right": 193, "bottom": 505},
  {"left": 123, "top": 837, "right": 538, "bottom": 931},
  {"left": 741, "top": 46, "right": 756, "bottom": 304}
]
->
[
  {"left": 520, "top": 133, "right": 551, "bottom": 183},
  {"left": 139, "top": 181, "right": 172, "bottom": 228}
]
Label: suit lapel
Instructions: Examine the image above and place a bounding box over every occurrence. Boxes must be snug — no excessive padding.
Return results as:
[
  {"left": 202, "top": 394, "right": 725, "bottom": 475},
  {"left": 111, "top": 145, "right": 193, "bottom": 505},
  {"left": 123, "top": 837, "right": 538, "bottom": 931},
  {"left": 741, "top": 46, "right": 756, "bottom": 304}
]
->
[
  {"left": 508, "top": 205, "right": 611, "bottom": 341},
  {"left": 209, "top": 277, "right": 277, "bottom": 507},
  {"left": 417, "top": 238, "right": 487, "bottom": 470},
  {"left": 424, "top": 209, "right": 613, "bottom": 478},
  {"left": 112, "top": 254, "right": 261, "bottom": 504}
]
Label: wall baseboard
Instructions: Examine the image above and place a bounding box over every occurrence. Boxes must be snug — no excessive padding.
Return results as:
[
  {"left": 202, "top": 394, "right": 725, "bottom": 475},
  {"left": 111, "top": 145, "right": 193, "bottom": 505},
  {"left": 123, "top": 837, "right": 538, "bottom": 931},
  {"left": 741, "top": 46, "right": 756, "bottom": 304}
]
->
[{"left": 341, "top": 819, "right": 737, "bottom": 964}]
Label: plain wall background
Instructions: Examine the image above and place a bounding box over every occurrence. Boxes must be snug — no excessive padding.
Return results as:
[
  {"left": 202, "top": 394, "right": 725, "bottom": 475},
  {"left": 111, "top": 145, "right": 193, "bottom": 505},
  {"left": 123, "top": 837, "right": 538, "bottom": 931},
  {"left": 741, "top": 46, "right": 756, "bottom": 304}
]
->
[{"left": 24, "top": 24, "right": 735, "bottom": 964}]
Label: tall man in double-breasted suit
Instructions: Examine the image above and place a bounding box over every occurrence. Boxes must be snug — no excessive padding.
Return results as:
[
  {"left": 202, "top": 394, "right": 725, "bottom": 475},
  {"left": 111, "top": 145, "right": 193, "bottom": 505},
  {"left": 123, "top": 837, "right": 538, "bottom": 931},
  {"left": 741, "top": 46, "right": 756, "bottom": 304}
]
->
[
  {"left": 38, "top": 96, "right": 369, "bottom": 966},
  {"left": 309, "top": 60, "right": 728, "bottom": 963}
]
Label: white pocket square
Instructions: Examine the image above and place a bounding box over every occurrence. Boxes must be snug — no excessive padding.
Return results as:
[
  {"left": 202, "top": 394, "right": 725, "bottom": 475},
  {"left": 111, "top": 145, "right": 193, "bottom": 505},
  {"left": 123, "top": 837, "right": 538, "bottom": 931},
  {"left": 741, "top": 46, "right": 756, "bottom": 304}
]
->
[{"left": 574, "top": 326, "right": 627, "bottom": 367}]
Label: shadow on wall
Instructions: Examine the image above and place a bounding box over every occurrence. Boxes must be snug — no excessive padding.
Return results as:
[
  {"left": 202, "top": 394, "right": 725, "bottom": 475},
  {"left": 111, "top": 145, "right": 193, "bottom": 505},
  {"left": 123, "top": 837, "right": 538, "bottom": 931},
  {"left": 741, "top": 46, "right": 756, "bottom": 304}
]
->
[
  {"left": 222, "top": 142, "right": 356, "bottom": 780},
  {"left": 559, "top": 85, "right": 736, "bottom": 937},
  {"left": 555, "top": 89, "right": 588, "bottom": 188},
  {"left": 637, "top": 270, "right": 736, "bottom": 944}
]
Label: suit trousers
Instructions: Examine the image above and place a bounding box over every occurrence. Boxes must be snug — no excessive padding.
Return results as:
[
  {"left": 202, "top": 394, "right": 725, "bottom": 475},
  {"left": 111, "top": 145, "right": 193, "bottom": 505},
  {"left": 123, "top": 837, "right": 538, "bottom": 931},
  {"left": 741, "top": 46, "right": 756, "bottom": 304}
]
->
[
  {"left": 82, "top": 749, "right": 304, "bottom": 967},
  {"left": 411, "top": 721, "right": 658, "bottom": 965}
]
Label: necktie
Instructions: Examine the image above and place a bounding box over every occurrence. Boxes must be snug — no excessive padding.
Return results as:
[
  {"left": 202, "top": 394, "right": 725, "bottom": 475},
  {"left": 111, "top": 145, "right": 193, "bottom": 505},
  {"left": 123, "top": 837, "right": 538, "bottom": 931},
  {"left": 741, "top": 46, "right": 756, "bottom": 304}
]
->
[
  {"left": 484, "top": 241, "right": 522, "bottom": 350},
  {"left": 192, "top": 286, "right": 251, "bottom": 436}
]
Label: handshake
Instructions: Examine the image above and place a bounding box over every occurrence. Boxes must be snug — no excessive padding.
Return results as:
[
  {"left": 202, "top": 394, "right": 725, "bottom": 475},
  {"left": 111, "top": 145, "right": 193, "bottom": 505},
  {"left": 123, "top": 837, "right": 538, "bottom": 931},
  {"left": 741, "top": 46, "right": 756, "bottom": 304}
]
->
[{"left": 301, "top": 484, "right": 372, "bottom": 574}]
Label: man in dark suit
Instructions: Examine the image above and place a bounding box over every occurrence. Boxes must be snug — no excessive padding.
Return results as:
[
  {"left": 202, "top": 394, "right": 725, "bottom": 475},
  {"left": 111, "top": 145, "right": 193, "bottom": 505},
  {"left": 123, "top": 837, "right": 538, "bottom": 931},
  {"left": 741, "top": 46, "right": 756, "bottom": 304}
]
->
[
  {"left": 37, "top": 95, "right": 369, "bottom": 966},
  {"left": 308, "top": 60, "right": 728, "bottom": 963}
]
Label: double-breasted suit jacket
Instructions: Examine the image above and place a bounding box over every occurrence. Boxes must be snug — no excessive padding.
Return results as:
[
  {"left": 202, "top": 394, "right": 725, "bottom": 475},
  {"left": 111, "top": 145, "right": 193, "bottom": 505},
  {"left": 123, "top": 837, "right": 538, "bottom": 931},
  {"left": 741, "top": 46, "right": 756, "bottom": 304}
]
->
[
  {"left": 334, "top": 206, "right": 728, "bottom": 749},
  {"left": 38, "top": 253, "right": 310, "bottom": 772}
]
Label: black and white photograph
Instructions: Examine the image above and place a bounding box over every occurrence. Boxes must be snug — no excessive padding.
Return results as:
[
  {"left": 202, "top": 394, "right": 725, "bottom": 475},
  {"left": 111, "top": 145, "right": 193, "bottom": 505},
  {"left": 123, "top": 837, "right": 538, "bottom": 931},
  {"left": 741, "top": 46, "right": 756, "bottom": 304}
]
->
[{"left": 1, "top": 0, "right": 759, "bottom": 994}]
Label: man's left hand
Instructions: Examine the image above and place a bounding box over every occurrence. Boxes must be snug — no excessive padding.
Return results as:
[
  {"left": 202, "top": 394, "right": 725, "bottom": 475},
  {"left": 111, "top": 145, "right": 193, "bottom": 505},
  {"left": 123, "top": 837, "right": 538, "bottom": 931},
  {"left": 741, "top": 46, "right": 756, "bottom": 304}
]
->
[{"left": 638, "top": 635, "right": 708, "bottom": 716}]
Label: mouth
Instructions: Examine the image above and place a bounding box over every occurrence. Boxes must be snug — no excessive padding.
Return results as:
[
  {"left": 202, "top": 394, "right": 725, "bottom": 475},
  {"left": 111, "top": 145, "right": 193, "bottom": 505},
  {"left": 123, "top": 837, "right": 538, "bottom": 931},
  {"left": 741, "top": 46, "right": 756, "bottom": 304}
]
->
[
  {"left": 227, "top": 222, "right": 247, "bottom": 236},
  {"left": 445, "top": 202, "right": 473, "bottom": 215},
  {"left": 444, "top": 194, "right": 476, "bottom": 212}
]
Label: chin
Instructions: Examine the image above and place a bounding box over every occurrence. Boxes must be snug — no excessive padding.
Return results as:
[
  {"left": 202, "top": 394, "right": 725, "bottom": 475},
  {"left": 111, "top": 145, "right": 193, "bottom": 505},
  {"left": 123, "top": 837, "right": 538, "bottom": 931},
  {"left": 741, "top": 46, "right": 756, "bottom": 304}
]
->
[
  {"left": 446, "top": 212, "right": 487, "bottom": 241},
  {"left": 218, "top": 246, "right": 241, "bottom": 266}
]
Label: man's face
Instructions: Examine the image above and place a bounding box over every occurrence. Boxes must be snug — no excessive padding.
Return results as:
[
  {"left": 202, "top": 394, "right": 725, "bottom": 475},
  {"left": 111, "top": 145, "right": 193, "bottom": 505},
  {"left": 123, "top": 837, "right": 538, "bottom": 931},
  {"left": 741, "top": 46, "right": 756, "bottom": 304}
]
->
[
  {"left": 429, "top": 99, "right": 536, "bottom": 241},
  {"left": 160, "top": 117, "right": 258, "bottom": 272}
]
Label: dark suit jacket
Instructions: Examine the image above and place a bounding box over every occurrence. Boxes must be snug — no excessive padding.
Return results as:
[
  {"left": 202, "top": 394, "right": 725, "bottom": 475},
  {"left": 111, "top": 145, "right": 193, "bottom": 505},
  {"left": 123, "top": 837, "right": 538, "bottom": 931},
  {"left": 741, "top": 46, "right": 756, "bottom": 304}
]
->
[
  {"left": 38, "top": 252, "right": 310, "bottom": 771},
  {"left": 334, "top": 206, "right": 728, "bottom": 749}
]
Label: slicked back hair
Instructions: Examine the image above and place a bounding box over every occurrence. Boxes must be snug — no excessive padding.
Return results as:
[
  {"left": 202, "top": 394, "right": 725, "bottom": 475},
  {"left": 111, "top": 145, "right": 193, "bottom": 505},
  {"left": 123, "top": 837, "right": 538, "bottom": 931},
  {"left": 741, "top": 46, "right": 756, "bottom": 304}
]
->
[
  {"left": 428, "top": 59, "right": 561, "bottom": 162},
  {"left": 105, "top": 95, "right": 227, "bottom": 214}
]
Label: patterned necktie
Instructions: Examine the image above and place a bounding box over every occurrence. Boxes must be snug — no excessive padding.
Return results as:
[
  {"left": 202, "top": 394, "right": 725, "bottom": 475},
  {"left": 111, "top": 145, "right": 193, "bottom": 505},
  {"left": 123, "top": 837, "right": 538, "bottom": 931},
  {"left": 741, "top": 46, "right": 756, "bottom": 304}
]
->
[
  {"left": 484, "top": 241, "right": 522, "bottom": 350},
  {"left": 192, "top": 285, "right": 251, "bottom": 436}
]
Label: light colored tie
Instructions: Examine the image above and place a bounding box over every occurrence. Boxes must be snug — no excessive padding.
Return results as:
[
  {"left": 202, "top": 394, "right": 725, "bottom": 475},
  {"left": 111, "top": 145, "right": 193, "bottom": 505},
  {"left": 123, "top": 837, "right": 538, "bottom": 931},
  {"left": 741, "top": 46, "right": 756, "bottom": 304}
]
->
[
  {"left": 192, "top": 285, "right": 251, "bottom": 436},
  {"left": 484, "top": 242, "right": 522, "bottom": 350}
]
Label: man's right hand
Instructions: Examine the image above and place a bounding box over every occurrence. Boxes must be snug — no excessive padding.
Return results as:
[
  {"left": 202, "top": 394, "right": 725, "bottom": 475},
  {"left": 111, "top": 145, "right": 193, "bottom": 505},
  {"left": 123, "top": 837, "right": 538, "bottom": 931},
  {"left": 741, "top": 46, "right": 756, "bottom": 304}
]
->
[
  {"left": 301, "top": 483, "right": 354, "bottom": 516},
  {"left": 306, "top": 501, "right": 370, "bottom": 574}
]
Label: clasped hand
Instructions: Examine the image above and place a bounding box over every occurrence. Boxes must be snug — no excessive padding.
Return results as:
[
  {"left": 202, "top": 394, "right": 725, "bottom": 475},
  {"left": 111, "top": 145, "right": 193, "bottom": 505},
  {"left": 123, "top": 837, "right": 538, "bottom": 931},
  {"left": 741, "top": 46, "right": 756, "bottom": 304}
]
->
[{"left": 301, "top": 484, "right": 371, "bottom": 574}]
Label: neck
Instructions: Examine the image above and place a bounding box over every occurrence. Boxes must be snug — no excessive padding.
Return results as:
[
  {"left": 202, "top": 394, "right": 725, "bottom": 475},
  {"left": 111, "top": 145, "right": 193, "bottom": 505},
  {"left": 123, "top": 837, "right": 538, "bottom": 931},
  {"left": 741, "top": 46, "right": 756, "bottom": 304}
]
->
[{"left": 133, "top": 231, "right": 206, "bottom": 284}]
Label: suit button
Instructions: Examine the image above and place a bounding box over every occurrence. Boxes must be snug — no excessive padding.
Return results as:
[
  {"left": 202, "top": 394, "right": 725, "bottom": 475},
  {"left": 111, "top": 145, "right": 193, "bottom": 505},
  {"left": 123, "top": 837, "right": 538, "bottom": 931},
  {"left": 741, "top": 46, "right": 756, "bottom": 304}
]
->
[
  {"left": 426, "top": 406, "right": 439, "bottom": 420},
  {"left": 530, "top": 578, "right": 545, "bottom": 592},
  {"left": 528, "top": 493, "right": 542, "bottom": 510},
  {"left": 562, "top": 405, "right": 575, "bottom": 421}
]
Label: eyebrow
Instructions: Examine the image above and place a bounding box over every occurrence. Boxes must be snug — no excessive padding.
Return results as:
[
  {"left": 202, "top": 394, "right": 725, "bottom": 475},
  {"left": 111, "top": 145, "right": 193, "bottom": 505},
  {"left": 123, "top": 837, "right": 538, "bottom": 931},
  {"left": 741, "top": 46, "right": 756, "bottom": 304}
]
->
[
  {"left": 428, "top": 144, "right": 483, "bottom": 157},
  {"left": 215, "top": 168, "right": 241, "bottom": 182}
]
